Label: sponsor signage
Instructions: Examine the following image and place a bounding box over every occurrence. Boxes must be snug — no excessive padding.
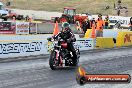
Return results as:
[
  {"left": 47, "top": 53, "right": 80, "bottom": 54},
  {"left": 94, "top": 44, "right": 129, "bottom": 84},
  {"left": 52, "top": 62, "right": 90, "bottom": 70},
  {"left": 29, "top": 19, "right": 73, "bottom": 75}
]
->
[
  {"left": 47, "top": 38, "right": 94, "bottom": 52},
  {"left": 124, "top": 34, "right": 132, "bottom": 43},
  {"left": 0, "top": 34, "right": 95, "bottom": 58},
  {"left": 0, "top": 22, "right": 16, "bottom": 34},
  {"left": 76, "top": 66, "right": 131, "bottom": 85},
  {"left": 0, "top": 42, "right": 42, "bottom": 54},
  {"left": 75, "top": 38, "right": 94, "bottom": 50},
  {"left": 16, "top": 22, "right": 29, "bottom": 34}
]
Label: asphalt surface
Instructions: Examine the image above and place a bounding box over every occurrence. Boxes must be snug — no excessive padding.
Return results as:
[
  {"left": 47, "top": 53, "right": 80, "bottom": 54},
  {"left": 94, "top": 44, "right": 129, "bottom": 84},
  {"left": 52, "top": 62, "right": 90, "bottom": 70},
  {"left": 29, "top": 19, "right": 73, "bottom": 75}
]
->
[{"left": 0, "top": 47, "right": 132, "bottom": 88}]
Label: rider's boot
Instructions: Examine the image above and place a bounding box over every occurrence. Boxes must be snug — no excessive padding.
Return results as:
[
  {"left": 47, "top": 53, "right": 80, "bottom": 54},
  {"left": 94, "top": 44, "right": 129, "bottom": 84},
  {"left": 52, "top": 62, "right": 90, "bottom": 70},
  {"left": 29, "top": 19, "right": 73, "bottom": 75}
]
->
[{"left": 72, "top": 52, "right": 78, "bottom": 66}]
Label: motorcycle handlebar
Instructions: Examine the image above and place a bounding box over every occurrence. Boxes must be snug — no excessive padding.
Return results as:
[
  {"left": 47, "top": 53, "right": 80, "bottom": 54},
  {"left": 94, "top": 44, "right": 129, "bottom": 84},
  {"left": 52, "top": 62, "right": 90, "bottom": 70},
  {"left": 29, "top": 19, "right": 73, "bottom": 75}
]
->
[{"left": 47, "top": 37, "right": 65, "bottom": 42}]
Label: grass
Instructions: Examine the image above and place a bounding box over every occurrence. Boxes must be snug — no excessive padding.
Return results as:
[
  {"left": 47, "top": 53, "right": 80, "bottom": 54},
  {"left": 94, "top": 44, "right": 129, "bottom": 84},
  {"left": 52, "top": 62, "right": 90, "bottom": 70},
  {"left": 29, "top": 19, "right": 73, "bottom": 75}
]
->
[{"left": 2, "top": 0, "right": 132, "bottom": 16}]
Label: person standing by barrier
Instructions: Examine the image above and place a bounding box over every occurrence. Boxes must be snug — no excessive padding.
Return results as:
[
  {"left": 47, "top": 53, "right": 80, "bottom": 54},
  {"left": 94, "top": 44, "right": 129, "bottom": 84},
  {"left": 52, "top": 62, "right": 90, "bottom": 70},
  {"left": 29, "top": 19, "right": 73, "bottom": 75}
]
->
[
  {"left": 129, "top": 23, "right": 132, "bottom": 31},
  {"left": 82, "top": 18, "right": 91, "bottom": 34},
  {"left": 91, "top": 20, "right": 96, "bottom": 38},
  {"left": 117, "top": 9, "right": 120, "bottom": 16},
  {"left": 104, "top": 15, "right": 109, "bottom": 29},
  {"left": 95, "top": 14, "right": 104, "bottom": 37},
  {"left": 25, "top": 15, "right": 30, "bottom": 22},
  {"left": 129, "top": 17, "right": 132, "bottom": 31},
  {"left": 76, "top": 21, "right": 82, "bottom": 31},
  {"left": 90, "top": 18, "right": 95, "bottom": 28},
  {"left": 12, "top": 16, "right": 16, "bottom": 22}
]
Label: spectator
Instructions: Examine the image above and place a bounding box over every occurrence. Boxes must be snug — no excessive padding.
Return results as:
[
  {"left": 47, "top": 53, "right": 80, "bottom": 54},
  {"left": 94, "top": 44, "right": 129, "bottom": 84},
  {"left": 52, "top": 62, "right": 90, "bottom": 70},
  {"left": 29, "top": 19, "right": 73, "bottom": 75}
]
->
[
  {"left": 12, "top": 16, "right": 16, "bottom": 22},
  {"left": 129, "top": 23, "right": 132, "bottom": 31},
  {"left": 104, "top": 15, "right": 109, "bottom": 29},
  {"left": 90, "top": 18, "right": 95, "bottom": 28},
  {"left": 82, "top": 18, "right": 91, "bottom": 34},
  {"left": 125, "top": 7, "right": 128, "bottom": 17},
  {"left": 76, "top": 21, "right": 82, "bottom": 32},
  {"left": 117, "top": 9, "right": 120, "bottom": 16},
  {"left": 6, "top": 0, "right": 11, "bottom": 6},
  {"left": 114, "top": 3, "right": 115, "bottom": 9},
  {"left": 129, "top": 17, "right": 132, "bottom": 31},
  {"left": 95, "top": 14, "right": 104, "bottom": 37},
  {"left": 25, "top": 15, "right": 30, "bottom": 21}
]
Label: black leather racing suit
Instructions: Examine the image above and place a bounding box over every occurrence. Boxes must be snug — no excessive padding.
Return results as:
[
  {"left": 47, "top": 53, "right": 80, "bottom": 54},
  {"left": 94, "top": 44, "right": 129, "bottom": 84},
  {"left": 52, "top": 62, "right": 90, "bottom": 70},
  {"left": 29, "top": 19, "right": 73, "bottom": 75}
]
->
[{"left": 53, "top": 28, "right": 77, "bottom": 65}]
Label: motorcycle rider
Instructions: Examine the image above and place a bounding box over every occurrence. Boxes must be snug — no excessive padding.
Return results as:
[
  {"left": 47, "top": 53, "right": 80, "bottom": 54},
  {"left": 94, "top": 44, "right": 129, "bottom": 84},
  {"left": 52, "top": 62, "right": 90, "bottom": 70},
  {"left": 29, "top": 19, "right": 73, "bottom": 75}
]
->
[{"left": 53, "top": 22, "right": 77, "bottom": 66}]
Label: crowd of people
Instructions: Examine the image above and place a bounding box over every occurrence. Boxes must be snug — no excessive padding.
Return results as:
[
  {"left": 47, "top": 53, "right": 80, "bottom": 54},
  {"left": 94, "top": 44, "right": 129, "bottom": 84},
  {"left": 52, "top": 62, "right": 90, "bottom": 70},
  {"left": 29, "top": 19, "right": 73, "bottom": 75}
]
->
[
  {"left": 81, "top": 14, "right": 109, "bottom": 37},
  {"left": 81, "top": 14, "right": 132, "bottom": 37}
]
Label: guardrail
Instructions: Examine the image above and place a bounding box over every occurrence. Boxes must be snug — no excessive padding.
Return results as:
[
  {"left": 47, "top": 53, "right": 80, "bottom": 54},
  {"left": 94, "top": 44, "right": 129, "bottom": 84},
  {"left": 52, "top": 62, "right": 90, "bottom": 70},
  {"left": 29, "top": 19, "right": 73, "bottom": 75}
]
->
[{"left": 0, "top": 21, "right": 82, "bottom": 34}]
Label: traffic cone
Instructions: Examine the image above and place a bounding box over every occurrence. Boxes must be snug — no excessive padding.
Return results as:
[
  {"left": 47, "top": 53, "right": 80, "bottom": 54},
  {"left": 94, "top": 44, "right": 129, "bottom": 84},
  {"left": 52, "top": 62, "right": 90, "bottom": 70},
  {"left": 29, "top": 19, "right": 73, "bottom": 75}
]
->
[
  {"left": 91, "top": 23, "right": 96, "bottom": 38},
  {"left": 53, "top": 21, "right": 59, "bottom": 35}
]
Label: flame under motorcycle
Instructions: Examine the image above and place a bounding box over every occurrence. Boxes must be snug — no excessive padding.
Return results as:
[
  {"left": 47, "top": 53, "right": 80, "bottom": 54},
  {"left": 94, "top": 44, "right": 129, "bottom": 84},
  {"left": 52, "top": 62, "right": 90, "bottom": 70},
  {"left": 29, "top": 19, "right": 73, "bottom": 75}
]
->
[{"left": 47, "top": 38, "right": 80, "bottom": 70}]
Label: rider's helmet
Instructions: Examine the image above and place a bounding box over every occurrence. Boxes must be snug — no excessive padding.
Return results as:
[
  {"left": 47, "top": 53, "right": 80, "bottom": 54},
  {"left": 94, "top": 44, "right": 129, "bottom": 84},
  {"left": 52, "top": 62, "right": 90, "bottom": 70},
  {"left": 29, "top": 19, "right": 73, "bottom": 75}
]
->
[
  {"left": 62, "top": 22, "right": 70, "bottom": 28},
  {"left": 61, "top": 22, "right": 70, "bottom": 33}
]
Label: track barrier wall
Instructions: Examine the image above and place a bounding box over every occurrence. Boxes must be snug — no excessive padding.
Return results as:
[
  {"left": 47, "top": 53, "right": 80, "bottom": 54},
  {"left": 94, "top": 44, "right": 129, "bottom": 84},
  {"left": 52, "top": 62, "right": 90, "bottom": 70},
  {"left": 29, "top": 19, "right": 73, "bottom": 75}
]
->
[
  {"left": 95, "top": 37, "right": 114, "bottom": 49},
  {"left": 84, "top": 29, "right": 92, "bottom": 38},
  {"left": 84, "top": 29, "right": 119, "bottom": 39},
  {"left": 116, "top": 31, "right": 132, "bottom": 47},
  {"left": 0, "top": 35, "right": 94, "bottom": 58}
]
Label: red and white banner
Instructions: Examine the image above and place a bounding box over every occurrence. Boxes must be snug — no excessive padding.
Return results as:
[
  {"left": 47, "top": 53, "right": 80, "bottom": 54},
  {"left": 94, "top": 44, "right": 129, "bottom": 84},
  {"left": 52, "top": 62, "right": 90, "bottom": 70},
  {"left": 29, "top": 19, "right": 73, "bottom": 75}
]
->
[{"left": 16, "top": 22, "right": 29, "bottom": 34}]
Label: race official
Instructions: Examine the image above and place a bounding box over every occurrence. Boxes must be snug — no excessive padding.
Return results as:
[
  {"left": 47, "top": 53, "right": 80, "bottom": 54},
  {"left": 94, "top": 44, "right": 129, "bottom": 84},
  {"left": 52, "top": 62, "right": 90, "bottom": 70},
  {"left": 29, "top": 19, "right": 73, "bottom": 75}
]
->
[{"left": 95, "top": 14, "right": 104, "bottom": 37}]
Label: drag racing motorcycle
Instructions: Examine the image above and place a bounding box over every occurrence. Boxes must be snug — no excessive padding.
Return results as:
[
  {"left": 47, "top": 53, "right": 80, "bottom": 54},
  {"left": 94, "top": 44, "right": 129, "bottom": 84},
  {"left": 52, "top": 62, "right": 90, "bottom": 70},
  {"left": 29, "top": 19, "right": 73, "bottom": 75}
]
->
[{"left": 47, "top": 37, "right": 80, "bottom": 70}]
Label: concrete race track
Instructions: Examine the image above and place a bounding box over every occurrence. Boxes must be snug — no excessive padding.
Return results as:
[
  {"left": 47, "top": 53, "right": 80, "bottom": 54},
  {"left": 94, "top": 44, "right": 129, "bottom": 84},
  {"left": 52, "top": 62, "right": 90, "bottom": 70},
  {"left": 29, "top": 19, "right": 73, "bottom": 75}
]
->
[{"left": 0, "top": 47, "right": 132, "bottom": 88}]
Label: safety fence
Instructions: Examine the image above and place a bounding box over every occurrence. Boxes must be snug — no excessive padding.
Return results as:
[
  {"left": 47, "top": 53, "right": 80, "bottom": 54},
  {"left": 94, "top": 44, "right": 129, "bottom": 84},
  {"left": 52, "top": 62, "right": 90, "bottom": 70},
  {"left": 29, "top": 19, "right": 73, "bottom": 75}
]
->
[
  {"left": 0, "top": 21, "right": 81, "bottom": 35},
  {"left": 0, "top": 22, "right": 37, "bottom": 34}
]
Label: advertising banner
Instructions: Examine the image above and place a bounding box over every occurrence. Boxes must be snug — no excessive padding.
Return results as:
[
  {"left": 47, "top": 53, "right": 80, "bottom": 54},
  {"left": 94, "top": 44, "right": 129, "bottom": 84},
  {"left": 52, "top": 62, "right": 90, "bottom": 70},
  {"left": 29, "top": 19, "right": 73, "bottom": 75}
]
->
[
  {"left": 0, "top": 34, "right": 94, "bottom": 58},
  {"left": 0, "top": 35, "right": 49, "bottom": 58},
  {"left": 0, "top": 22, "right": 16, "bottom": 34},
  {"left": 116, "top": 31, "right": 132, "bottom": 47},
  {"left": 16, "top": 22, "right": 29, "bottom": 34},
  {"left": 47, "top": 38, "right": 94, "bottom": 52},
  {"left": 75, "top": 38, "right": 94, "bottom": 50},
  {"left": 29, "top": 23, "right": 37, "bottom": 34}
]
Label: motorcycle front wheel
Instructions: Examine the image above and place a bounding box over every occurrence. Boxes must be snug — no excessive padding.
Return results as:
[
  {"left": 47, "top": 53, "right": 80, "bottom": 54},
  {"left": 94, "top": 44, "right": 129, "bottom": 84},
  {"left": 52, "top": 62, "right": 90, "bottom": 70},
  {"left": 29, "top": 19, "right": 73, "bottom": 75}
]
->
[{"left": 49, "top": 50, "right": 57, "bottom": 70}]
